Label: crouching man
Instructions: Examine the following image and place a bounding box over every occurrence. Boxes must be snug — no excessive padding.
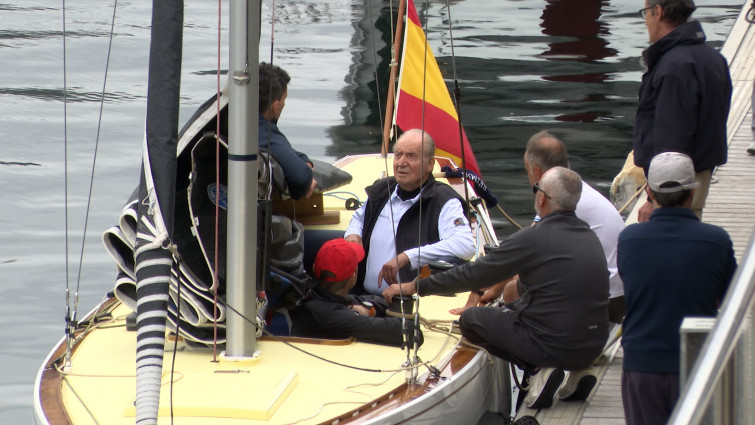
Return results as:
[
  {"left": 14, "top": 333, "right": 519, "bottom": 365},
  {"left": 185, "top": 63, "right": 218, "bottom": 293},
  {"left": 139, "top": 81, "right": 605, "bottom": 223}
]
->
[{"left": 383, "top": 167, "right": 609, "bottom": 409}]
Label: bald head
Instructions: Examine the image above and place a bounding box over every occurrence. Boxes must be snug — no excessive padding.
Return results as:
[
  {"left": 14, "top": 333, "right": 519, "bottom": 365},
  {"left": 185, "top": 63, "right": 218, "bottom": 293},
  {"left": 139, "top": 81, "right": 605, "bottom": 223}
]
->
[
  {"left": 525, "top": 131, "right": 570, "bottom": 172},
  {"left": 540, "top": 166, "right": 582, "bottom": 212}
]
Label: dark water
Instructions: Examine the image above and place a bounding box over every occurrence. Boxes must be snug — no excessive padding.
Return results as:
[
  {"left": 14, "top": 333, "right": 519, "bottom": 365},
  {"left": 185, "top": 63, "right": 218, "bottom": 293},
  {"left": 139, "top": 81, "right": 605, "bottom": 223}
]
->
[{"left": 0, "top": 0, "right": 740, "bottom": 422}]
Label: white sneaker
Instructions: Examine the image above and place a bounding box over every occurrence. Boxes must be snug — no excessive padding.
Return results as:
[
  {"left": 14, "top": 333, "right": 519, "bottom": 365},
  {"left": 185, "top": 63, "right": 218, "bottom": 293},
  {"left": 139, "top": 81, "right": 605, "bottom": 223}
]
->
[
  {"left": 747, "top": 141, "right": 755, "bottom": 155},
  {"left": 557, "top": 367, "right": 597, "bottom": 401},
  {"left": 522, "top": 367, "right": 565, "bottom": 409}
]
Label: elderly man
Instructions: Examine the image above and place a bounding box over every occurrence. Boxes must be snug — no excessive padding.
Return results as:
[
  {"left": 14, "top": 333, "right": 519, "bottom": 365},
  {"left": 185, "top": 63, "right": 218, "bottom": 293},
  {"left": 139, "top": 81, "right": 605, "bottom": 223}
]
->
[
  {"left": 633, "top": 0, "right": 731, "bottom": 220},
  {"left": 383, "top": 167, "right": 610, "bottom": 409},
  {"left": 258, "top": 62, "right": 317, "bottom": 200},
  {"left": 344, "top": 129, "right": 476, "bottom": 295},
  {"left": 619, "top": 152, "right": 735, "bottom": 425},
  {"left": 289, "top": 238, "right": 422, "bottom": 347}
]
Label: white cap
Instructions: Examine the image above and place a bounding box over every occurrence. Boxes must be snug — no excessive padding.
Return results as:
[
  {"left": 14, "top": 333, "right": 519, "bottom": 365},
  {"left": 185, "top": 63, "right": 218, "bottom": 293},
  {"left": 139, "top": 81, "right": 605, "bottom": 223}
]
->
[{"left": 647, "top": 152, "right": 700, "bottom": 193}]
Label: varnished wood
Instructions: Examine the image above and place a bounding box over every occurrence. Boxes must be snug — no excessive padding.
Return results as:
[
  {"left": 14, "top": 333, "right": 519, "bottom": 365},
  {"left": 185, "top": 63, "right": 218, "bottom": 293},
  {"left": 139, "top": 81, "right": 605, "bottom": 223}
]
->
[
  {"left": 37, "top": 296, "right": 119, "bottom": 425},
  {"left": 319, "top": 348, "right": 480, "bottom": 424}
]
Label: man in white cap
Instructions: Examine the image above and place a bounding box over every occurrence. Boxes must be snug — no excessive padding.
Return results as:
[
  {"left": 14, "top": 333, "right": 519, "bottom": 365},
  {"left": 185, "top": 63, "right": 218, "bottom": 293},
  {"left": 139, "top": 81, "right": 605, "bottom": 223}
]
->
[{"left": 618, "top": 152, "right": 736, "bottom": 425}]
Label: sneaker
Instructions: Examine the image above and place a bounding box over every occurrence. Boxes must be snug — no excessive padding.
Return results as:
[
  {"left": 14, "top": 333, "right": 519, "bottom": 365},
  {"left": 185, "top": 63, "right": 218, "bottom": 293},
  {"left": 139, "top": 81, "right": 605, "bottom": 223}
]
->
[
  {"left": 522, "top": 367, "right": 565, "bottom": 409},
  {"left": 747, "top": 141, "right": 755, "bottom": 155},
  {"left": 557, "top": 367, "right": 597, "bottom": 401}
]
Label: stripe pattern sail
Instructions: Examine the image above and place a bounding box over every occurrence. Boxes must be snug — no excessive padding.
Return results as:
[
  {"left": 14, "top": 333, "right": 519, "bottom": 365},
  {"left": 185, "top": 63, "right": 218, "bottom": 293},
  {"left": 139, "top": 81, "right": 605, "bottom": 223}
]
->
[
  {"left": 395, "top": 0, "right": 481, "bottom": 175},
  {"left": 134, "top": 0, "right": 183, "bottom": 422}
]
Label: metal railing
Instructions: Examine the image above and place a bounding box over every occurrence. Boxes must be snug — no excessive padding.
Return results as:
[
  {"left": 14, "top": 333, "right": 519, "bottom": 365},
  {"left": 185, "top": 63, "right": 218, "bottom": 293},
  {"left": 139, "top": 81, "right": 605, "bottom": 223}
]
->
[{"left": 669, "top": 230, "right": 755, "bottom": 425}]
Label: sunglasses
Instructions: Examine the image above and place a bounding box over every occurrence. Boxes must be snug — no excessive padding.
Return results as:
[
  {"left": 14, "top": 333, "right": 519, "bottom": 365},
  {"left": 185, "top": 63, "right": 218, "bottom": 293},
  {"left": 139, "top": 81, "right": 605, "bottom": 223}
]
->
[{"left": 532, "top": 182, "right": 551, "bottom": 199}]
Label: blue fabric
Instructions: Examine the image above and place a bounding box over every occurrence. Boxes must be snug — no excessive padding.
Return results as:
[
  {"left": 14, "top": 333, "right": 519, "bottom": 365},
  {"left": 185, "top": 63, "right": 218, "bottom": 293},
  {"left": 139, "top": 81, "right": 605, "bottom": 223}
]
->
[
  {"left": 618, "top": 207, "right": 736, "bottom": 374},
  {"left": 632, "top": 21, "right": 732, "bottom": 173},
  {"left": 258, "top": 114, "right": 313, "bottom": 200}
]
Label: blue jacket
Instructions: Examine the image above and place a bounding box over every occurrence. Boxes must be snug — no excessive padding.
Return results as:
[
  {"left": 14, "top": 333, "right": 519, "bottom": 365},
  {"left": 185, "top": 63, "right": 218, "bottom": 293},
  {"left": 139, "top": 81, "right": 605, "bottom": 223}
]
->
[
  {"left": 632, "top": 21, "right": 732, "bottom": 172},
  {"left": 259, "top": 114, "right": 314, "bottom": 200},
  {"left": 618, "top": 208, "right": 736, "bottom": 374}
]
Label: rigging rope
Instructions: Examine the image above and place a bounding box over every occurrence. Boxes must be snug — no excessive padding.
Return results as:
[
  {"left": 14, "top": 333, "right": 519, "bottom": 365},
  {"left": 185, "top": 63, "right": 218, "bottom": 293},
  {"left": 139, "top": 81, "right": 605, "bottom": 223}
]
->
[{"left": 61, "top": 0, "right": 120, "bottom": 361}]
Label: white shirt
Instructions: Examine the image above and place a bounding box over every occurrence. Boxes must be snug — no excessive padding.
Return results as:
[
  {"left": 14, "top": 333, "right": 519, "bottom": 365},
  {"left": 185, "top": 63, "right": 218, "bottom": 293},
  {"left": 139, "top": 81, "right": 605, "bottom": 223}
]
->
[
  {"left": 575, "top": 181, "right": 625, "bottom": 298},
  {"left": 345, "top": 185, "right": 477, "bottom": 295}
]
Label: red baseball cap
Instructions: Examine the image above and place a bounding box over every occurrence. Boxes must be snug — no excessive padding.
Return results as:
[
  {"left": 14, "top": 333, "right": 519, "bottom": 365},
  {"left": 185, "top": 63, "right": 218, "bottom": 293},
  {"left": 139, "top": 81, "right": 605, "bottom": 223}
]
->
[{"left": 313, "top": 239, "right": 365, "bottom": 283}]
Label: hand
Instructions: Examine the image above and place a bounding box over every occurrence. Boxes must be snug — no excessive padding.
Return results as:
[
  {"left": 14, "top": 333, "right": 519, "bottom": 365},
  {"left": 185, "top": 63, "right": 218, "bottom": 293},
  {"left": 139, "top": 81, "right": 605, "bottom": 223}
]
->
[
  {"left": 449, "top": 282, "right": 506, "bottom": 315},
  {"left": 382, "top": 279, "right": 417, "bottom": 303},
  {"left": 305, "top": 178, "right": 318, "bottom": 199},
  {"left": 449, "top": 291, "right": 482, "bottom": 315},
  {"left": 377, "top": 252, "right": 409, "bottom": 288},
  {"left": 350, "top": 304, "right": 372, "bottom": 316},
  {"left": 638, "top": 199, "right": 653, "bottom": 223},
  {"left": 344, "top": 234, "right": 363, "bottom": 246}
]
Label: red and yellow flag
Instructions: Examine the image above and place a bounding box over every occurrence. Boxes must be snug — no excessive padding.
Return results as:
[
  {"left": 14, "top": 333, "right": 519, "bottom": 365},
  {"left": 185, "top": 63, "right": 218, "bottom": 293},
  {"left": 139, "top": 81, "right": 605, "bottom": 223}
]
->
[{"left": 395, "top": 0, "right": 481, "bottom": 175}]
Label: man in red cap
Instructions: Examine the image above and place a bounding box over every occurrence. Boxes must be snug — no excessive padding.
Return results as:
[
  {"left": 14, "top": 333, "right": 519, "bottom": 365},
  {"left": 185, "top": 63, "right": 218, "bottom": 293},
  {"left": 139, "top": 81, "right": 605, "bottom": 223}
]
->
[{"left": 289, "top": 238, "right": 423, "bottom": 347}]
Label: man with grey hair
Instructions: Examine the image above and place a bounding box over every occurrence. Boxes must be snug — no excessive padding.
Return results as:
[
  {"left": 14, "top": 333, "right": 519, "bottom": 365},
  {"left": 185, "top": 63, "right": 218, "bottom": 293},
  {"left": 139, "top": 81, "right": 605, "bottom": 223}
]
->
[
  {"left": 495, "top": 131, "right": 626, "bottom": 324},
  {"left": 345, "top": 129, "right": 476, "bottom": 295},
  {"left": 383, "top": 166, "right": 610, "bottom": 409},
  {"left": 633, "top": 0, "right": 731, "bottom": 220},
  {"left": 619, "top": 152, "right": 735, "bottom": 425}
]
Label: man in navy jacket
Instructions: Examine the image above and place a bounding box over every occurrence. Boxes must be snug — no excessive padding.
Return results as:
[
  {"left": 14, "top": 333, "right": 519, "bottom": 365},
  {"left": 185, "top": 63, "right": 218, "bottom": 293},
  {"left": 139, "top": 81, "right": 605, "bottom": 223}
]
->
[
  {"left": 633, "top": 0, "right": 731, "bottom": 221},
  {"left": 259, "top": 62, "right": 317, "bottom": 200}
]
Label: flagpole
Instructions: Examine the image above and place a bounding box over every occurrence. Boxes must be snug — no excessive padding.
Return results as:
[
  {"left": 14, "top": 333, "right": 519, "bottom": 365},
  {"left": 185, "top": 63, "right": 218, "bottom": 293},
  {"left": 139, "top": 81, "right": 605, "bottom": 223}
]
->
[{"left": 381, "top": 0, "right": 407, "bottom": 157}]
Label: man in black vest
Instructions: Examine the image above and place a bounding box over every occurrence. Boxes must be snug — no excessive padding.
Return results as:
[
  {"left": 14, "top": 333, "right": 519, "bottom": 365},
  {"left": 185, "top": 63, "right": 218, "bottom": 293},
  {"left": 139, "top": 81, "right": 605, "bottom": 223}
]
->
[{"left": 344, "top": 129, "right": 476, "bottom": 295}]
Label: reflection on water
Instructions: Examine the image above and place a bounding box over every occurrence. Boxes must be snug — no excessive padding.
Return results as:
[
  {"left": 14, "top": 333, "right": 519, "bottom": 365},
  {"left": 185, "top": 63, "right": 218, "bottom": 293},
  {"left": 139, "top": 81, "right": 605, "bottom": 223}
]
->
[{"left": 327, "top": 0, "right": 738, "bottom": 237}]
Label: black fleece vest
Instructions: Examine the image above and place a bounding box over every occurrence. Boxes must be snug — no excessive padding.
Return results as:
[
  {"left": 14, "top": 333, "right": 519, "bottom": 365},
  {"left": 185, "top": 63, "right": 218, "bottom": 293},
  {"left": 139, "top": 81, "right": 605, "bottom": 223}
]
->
[{"left": 354, "top": 176, "right": 463, "bottom": 294}]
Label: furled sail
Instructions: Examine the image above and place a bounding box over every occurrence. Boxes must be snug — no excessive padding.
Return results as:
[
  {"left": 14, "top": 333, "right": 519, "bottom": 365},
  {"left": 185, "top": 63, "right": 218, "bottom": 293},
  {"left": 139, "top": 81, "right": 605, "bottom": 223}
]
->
[
  {"left": 395, "top": 0, "right": 481, "bottom": 175},
  {"left": 133, "top": 0, "right": 183, "bottom": 423}
]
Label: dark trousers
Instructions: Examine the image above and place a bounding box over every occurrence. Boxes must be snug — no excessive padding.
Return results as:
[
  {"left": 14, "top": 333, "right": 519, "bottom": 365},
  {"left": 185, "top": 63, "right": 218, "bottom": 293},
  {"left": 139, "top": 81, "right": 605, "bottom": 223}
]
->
[
  {"left": 459, "top": 306, "right": 554, "bottom": 373},
  {"left": 622, "top": 369, "right": 679, "bottom": 425}
]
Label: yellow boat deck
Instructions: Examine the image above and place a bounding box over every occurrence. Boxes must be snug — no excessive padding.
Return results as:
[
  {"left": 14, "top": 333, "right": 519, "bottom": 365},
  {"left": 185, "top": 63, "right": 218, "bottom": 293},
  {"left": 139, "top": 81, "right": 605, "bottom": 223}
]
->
[{"left": 50, "top": 293, "right": 484, "bottom": 425}]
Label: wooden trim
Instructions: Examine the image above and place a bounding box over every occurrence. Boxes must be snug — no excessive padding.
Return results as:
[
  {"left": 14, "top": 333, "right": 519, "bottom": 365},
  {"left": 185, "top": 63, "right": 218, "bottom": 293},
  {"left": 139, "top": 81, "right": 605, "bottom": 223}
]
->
[
  {"left": 36, "top": 296, "right": 119, "bottom": 425},
  {"left": 318, "top": 347, "right": 481, "bottom": 424},
  {"left": 260, "top": 335, "right": 356, "bottom": 345}
]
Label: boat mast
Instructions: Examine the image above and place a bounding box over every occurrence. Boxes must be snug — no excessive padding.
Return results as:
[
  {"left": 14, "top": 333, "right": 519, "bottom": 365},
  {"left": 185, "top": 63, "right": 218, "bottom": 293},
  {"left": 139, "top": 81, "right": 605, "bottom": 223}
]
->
[
  {"left": 381, "top": 0, "right": 407, "bottom": 157},
  {"left": 225, "top": 0, "right": 260, "bottom": 358}
]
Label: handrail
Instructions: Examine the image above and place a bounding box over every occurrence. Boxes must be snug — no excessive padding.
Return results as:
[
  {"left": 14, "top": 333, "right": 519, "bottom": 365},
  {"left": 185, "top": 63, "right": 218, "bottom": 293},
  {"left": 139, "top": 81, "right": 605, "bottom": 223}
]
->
[{"left": 668, "top": 229, "right": 755, "bottom": 425}]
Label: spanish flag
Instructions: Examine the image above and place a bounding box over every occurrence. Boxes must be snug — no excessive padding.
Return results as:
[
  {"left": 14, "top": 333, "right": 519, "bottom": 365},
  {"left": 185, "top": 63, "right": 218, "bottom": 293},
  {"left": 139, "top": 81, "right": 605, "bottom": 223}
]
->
[{"left": 395, "top": 0, "right": 481, "bottom": 175}]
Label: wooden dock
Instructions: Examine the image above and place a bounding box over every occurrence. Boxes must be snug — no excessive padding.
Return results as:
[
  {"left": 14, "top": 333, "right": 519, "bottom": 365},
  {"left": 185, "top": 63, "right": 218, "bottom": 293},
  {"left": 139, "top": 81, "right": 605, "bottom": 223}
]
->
[{"left": 514, "top": 3, "right": 755, "bottom": 424}]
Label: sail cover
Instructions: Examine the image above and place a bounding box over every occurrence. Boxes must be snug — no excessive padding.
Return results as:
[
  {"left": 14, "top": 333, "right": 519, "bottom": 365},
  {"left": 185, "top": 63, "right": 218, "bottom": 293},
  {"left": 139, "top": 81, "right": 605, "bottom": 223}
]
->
[
  {"left": 395, "top": 0, "right": 481, "bottom": 175},
  {"left": 133, "top": 0, "right": 183, "bottom": 423}
]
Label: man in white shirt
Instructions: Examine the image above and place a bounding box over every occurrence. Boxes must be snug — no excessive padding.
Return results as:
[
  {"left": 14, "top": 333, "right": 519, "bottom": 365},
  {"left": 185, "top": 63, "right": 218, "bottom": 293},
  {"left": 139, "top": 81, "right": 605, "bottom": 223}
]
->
[{"left": 344, "top": 129, "right": 476, "bottom": 295}]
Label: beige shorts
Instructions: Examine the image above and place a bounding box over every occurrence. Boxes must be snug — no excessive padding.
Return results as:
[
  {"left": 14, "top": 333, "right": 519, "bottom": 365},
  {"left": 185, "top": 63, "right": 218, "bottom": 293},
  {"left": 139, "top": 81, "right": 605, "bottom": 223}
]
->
[{"left": 691, "top": 169, "right": 712, "bottom": 220}]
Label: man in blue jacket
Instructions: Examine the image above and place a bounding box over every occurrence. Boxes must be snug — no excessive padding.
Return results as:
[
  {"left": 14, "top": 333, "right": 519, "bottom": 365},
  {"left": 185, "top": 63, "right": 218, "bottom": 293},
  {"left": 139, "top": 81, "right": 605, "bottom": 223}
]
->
[
  {"left": 618, "top": 152, "right": 736, "bottom": 425},
  {"left": 259, "top": 62, "right": 317, "bottom": 200},
  {"left": 633, "top": 0, "right": 732, "bottom": 221}
]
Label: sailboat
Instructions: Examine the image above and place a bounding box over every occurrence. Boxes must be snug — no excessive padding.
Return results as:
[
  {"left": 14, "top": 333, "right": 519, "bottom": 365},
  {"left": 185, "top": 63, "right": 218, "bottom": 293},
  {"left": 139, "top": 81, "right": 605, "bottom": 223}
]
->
[{"left": 34, "top": 1, "right": 511, "bottom": 424}]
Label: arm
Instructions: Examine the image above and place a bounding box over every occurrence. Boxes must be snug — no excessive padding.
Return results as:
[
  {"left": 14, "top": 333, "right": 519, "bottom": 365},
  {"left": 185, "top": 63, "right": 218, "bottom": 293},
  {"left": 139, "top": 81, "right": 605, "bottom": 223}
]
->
[
  {"left": 323, "top": 302, "right": 421, "bottom": 347},
  {"left": 344, "top": 200, "right": 367, "bottom": 243},
  {"left": 266, "top": 134, "right": 315, "bottom": 200},
  {"left": 417, "top": 228, "right": 536, "bottom": 297},
  {"left": 402, "top": 198, "right": 477, "bottom": 269}
]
